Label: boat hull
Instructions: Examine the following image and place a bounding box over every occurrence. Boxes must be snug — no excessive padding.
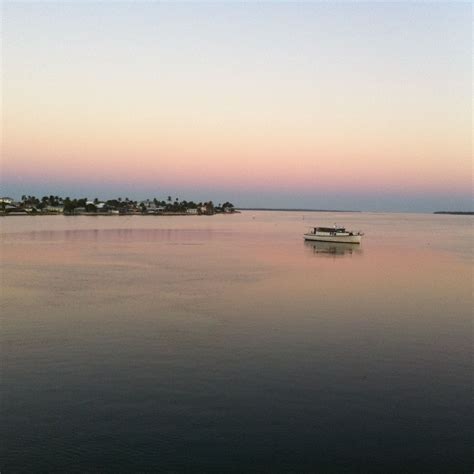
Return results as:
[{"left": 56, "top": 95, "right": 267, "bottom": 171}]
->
[{"left": 304, "top": 233, "right": 362, "bottom": 244}]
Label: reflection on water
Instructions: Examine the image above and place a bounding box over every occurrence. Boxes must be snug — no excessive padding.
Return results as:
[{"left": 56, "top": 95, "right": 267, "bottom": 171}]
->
[
  {"left": 2, "top": 228, "right": 223, "bottom": 242},
  {"left": 304, "top": 240, "right": 363, "bottom": 257},
  {"left": 1, "top": 213, "right": 472, "bottom": 473}
]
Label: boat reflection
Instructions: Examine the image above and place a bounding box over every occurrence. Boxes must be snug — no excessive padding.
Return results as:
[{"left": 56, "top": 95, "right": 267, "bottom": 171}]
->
[{"left": 304, "top": 240, "right": 363, "bottom": 257}]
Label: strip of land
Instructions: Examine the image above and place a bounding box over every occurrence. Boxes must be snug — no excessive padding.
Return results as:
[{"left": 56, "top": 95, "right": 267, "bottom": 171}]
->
[
  {"left": 0, "top": 195, "right": 236, "bottom": 216},
  {"left": 237, "top": 208, "right": 360, "bottom": 212},
  {"left": 433, "top": 211, "right": 473, "bottom": 215}
]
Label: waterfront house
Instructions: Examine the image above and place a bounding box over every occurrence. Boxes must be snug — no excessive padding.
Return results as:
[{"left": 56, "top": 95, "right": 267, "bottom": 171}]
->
[
  {"left": 5, "top": 204, "right": 28, "bottom": 215},
  {"left": 45, "top": 205, "right": 64, "bottom": 213}
]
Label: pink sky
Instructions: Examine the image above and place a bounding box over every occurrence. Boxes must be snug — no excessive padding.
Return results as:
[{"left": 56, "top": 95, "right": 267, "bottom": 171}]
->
[{"left": 2, "top": 3, "right": 472, "bottom": 211}]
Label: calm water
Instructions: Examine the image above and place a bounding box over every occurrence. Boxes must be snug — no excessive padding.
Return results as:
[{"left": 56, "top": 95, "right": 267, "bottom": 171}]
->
[{"left": 1, "top": 212, "right": 472, "bottom": 473}]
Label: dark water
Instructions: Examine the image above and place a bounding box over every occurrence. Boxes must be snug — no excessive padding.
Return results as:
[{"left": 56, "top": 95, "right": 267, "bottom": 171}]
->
[{"left": 1, "top": 212, "right": 472, "bottom": 473}]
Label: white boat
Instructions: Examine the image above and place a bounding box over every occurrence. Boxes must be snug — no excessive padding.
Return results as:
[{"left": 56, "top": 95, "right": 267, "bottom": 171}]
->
[{"left": 303, "top": 226, "right": 363, "bottom": 244}]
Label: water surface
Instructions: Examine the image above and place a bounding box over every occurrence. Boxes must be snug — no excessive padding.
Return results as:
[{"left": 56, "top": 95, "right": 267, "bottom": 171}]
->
[{"left": 1, "top": 212, "right": 472, "bottom": 472}]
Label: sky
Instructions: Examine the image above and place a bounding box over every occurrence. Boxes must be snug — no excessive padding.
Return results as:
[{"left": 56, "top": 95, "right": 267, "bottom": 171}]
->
[{"left": 1, "top": 1, "right": 472, "bottom": 211}]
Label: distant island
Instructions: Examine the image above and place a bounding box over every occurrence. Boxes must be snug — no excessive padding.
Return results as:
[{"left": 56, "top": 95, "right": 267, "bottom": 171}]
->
[
  {"left": 237, "top": 208, "right": 360, "bottom": 213},
  {"left": 433, "top": 211, "right": 473, "bottom": 216},
  {"left": 0, "top": 195, "right": 236, "bottom": 216}
]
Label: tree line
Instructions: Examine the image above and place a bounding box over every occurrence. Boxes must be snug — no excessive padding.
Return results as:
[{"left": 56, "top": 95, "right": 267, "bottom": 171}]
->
[{"left": 10, "top": 195, "right": 235, "bottom": 215}]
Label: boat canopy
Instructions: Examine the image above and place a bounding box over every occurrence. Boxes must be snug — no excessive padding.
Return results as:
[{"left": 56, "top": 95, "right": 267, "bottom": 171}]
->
[{"left": 315, "top": 227, "right": 346, "bottom": 233}]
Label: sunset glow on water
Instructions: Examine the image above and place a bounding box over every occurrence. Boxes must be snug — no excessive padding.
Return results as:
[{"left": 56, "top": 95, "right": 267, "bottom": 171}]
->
[{"left": 2, "top": 213, "right": 472, "bottom": 472}]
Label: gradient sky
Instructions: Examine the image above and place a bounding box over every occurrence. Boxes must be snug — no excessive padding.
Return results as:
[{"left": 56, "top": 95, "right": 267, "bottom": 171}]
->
[{"left": 2, "top": 1, "right": 472, "bottom": 211}]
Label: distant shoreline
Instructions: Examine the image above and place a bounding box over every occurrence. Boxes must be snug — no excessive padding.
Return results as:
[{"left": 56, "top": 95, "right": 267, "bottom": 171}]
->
[
  {"left": 236, "top": 208, "right": 360, "bottom": 213},
  {"left": 0, "top": 196, "right": 237, "bottom": 216},
  {"left": 433, "top": 211, "right": 474, "bottom": 216},
  {"left": 0, "top": 212, "right": 239, "bottom": 217}
]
